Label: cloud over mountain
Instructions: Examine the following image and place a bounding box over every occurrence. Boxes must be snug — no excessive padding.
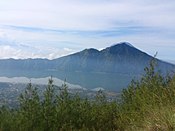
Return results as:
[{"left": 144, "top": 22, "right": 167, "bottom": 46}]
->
[{"left": 0, "top": 0, "right": 175, "bottom": 60}]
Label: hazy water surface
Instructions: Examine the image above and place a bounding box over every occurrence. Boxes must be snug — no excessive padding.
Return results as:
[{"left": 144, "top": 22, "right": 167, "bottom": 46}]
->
[{"left": 0, "top": 69, "right": 137, "bottom": 91}]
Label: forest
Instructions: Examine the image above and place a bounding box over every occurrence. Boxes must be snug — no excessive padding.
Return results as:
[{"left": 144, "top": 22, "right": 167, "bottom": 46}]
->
[{"left": 1, "top": 59, "right": 175, "bottom": 131}]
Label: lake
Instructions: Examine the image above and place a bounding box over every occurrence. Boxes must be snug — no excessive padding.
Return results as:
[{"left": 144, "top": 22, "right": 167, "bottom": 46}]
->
[{"left": 0, "top": 69, "right": 138, "bottom": 92}]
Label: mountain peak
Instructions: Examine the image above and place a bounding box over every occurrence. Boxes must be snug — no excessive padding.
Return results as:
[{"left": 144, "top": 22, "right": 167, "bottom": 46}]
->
[
  {"left": 101, "top": 42, "right": 137, "bottom": 56},
  {"left": 84, "top": 48, "right": 99, "bottom": 53},
  {"left": 79, "top": 48, "right": 99, "bottom": 55},
  {"left": 111, "top": 42, "right": 135, "bottom": 48}
]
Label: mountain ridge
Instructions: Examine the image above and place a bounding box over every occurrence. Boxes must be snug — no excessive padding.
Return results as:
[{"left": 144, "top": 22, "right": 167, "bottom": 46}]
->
[
  {"left": 51, "top": 42, "right": 174, "bottom": 74},
  {"left": 0, "top": 42, "right": 174, "bottom": 75}
]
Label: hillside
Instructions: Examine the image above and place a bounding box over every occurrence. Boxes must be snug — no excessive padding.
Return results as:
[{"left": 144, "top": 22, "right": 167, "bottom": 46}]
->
[{"left": 0, "top": 42, "right": 174, "bottom": 75}]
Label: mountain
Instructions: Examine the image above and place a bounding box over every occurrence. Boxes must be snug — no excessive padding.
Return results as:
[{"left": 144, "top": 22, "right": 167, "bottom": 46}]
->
[
  {"left": 52, "top": 42, "right": 175, "bottom": 74},
  {"left": 0, "top": 42, "right": 174, "bottom": 91},
  {"left": 0, "top": 42, "right": 174, "bottom": 75}
]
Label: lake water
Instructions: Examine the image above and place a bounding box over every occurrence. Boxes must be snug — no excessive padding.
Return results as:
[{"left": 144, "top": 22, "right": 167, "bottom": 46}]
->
[{"left": 0, "top": 69, "right": 138, "bottom": 92}]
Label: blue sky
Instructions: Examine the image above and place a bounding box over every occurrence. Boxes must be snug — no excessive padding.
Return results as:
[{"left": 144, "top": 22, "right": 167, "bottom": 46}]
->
[{"left": 0, "top": 0, "right": 175, "bottom": 61}]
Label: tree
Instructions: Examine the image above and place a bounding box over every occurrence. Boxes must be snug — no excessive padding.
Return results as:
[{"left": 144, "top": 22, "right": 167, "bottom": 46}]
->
[
  {"left": 18, "top": 82, "right": 41, "bottom": 130},
  {"left": 42, "top": 76, "right": 56, "bottom": 130}
]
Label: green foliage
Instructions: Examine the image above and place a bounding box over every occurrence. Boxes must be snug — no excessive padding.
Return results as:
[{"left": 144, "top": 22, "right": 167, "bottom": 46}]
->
[
  {"left": 40, "top": 77, "right": 56, "bottom": 130},
  {"left": 119, "top": 58, "right": 175, "bottom": 130},
  {"left": 1, "top": 59, "right": 175, "bottom": 130},
  {"left": 18, "top": 82, "right": 42, "bottom": 130}
]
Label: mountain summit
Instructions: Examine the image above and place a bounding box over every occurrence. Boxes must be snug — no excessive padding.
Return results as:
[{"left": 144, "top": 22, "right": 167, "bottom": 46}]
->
[
  {"left": 101, "top": 42, "right": 145, "bottom": 57},
  {"left": 0, "top": 42, "right": 174, "bottom": 75},
  {"left": 110, "top": 42, "right": 135, "bottom": 48}
]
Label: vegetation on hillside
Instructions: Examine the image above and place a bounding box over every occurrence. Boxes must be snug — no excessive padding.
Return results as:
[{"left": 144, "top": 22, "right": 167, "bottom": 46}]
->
[{"left": 0, "top": 59, "right": 175, "bottom": 130}]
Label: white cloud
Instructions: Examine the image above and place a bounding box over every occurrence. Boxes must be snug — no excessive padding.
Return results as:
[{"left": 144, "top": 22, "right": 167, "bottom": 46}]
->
[
  {"left": 0, "top": 44, "right": 74, "bottom": 59},
  {"left": 0, "top": 0, "right": 175, "bottom": 30},
  {"left": 0, "top": 0, "right": 174, "bottom": 60},
  {"left": 0, "top": 36, "right": 74, "bottom": 59}
]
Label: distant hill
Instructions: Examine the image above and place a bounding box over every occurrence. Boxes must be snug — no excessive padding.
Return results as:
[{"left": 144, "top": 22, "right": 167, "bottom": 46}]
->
[{"left": 0, "top": 42, "right": 174, "bottom": 75}]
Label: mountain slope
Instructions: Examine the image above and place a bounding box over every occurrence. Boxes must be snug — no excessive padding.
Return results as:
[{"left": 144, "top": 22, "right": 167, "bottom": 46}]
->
[
  {"left": 52, "top": 42, "right": 175, "bottom": 74},
  {"left": 0, "top": 42, "right": 174, "bottom": 75}
]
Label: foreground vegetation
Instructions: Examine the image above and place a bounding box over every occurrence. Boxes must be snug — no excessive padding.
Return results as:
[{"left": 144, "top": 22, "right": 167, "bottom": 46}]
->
[{"left": 1, "top": 60, "right": 175, "bottom": 131}]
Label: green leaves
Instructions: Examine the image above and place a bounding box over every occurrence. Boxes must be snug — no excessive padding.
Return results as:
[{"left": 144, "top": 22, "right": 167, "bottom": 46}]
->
[
  {"left": 119, "top": 58, "right": 175, "bottom": 130},
  {"left": 18, "top": 82, "right": 41, "bottom": 130},
  {"left": 42, "top": 77, "right": 56, "bottom": 130},
  {"left": 0, "top": 78, "right": 118, "bottom": 130}
]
